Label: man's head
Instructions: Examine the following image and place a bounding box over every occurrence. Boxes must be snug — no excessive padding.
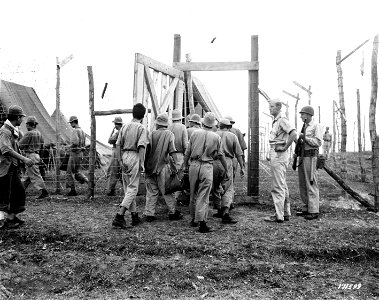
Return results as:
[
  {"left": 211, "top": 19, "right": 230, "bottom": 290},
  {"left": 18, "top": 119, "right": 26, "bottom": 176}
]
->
[
  {"left": 325, "top": 126, "right": 329, "bottom": 132},
  {"left": 269, "top": 99, "right": 282, "bottom": 117},
  {"left": 113, "top": 117, "right": 123, "bottom": 130},
  {"left": 219, "top": 118, "right": 232, "bottom": 130},
  {"left": 7, "top": 105, "right": 26, "bottom": 126},
  {"left": 132, "top": 103, "right": 146, "bottom": 120},
  {"left": 155, "top": 113, "right": 169, "bottom": 128},
  {"left": 201, "top": 112, "right": 216, "bottom": 129},
  {"left": 299, "top": 106, "right": 314, "bottom": 123},
  {"left": 224, "top": 115, "right": 235, "bottom": 126},
  {"left": 68, "top": 116, "right": 78, "bottom": 128},
  {"left": 26, "top": 116, "right": 38, "bottom": 131},
  {"left": 171, "top": 109, "right": 183, "bottom": 122},
  {"left": 188, "top": 114, "right": 201, "bottom": 127}
]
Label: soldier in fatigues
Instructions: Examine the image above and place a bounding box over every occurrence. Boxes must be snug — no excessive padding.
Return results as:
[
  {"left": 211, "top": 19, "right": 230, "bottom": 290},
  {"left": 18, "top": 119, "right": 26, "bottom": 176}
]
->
[
  {"left": 144, "top": 113, "right": 183, "bottom": 222},
  {"left": 322, "top": 126, "right": 332, "bottom": 159},
  {"left": 264, "top": 100, "right": 297, "bottom": 223},
  {"left": 182, "top": 112, "right": 228, "bottom": 233},
  {"left": 19, "top": 116, "right": 49, "bottom": 199},
  {"left": 106, "top": 117, "right": 123, "bottom": 196},
  {"left": 186, "top": 114, "right": 202, "bottom": 139},
  {"left": 112, "top": 103, "right": 147, "bottom": 229},
  {"left": 212, "top": 118, "right": 245, "bottom": 224},
  {"left": 296, "top": 106, "right": 323, "bottom": 220},
  {"left": 0, "top": 105, "right": 34, "bottom": 229},
  {"left": 66, "top": 116, "right": 88, "bottom": 196}
]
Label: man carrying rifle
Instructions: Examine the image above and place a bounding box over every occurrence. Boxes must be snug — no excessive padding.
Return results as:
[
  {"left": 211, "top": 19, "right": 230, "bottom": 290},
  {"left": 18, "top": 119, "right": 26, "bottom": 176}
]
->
[
  {"left": 265, "top": 100, "right": 297, "bottom": 223},
  {"left": 295, "top": 106, "right": 323, "bottom": 220}
]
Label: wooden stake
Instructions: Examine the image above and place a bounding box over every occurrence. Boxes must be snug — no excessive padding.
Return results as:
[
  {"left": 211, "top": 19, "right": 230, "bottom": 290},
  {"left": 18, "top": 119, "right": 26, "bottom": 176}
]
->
[
  {"left": 185, "top": 53, "right": 195, "bottom": 116},
  {"left": 55, "top": 57, "right": 61, "bottom": 194},
  {"left": 356, "top": 89, "right": 366, "bottom": 182},
  {"left": 87, "top": 66, "right": 96, "bottom": 198}
]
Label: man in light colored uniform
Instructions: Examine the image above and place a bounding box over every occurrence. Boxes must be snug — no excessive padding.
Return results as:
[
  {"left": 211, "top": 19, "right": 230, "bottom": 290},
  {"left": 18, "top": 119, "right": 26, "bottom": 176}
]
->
[
  {"left": 106, "top": 117, "right": 123, "bottom": 196},
  {"left": 112, "top": 103, "right": 147, "bottom": 228},
  {"left": 19, "top": 116, "right": 49, "bottom": 199},
  {"left": 322, "top": 126, "right": 332, "bottom": 159},
  {"left": 168, "top": 109, "right": 188, "bottom": 174},
  {"left": 66, "top": 116, "right": 88, "bottom": 196},
  {"left": 187, "top": 114, "right": 202, "bottom": 139},
  {"left": 144, "top": 113, "right": 183, "bottom": 221},
  {"left": 296, "top": 106, "right": 323, "bottom": 220},
  {"left": 182, "top": 112, "right": 228, "bottom": 233},
  {"left": 213, "top": 118, "right": 245, "bottom": 224},
  {"left": 264, "top": 100, "right": 297, "bottom": 223}
]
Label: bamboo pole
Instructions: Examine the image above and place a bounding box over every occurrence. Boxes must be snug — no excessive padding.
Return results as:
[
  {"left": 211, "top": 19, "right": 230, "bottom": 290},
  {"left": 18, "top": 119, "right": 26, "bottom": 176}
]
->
[
  {"left": 87, "top": 66, "right": 96, "bottom": 199},
  {"left": 247, "top": 35, "right": 259, "bottom": 199},
  {"left": 55, "top": 57, "right": 61, "bottom": 194},
  {"left": 356, "top": 89, "right": 366, "bottom": 182},
  {"left": 336, "top": 50, "right": 347, "bottom": 196},
  {"left": 369, "top": 35, "right": 379, "bottom": 211}
]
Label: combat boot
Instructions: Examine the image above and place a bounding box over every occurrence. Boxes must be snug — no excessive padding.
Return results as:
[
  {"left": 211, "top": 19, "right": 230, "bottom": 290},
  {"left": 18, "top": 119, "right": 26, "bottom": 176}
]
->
[
  {"left": 112, "top": 213, "right": 127, "bottom": 229},
  {"left": 198, "top": 221, "right": 212, "bottom": 233},
  {"left": 131, "top": 212, "right": 142, "bottom": 226},
  {"left": 222, "top": 213, "right": 238, "bottom": 224},
  {"left": 168, "top": 210, "right": 183, "bottom": 220},
  {"left": 37, "top": 189, "right": 49, "bottom": 199}
]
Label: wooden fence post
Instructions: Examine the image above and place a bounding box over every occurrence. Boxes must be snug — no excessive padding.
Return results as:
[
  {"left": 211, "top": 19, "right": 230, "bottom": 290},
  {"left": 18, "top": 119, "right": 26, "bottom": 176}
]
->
[
  {"left": 356, "top": 89, "right": 366, "bottom": 182},
  {"left": 55, "top": 57, "right": 61, "bottom": 194},
  {"left": 88, "top": 66, "right": 96, "bottom": 198}
]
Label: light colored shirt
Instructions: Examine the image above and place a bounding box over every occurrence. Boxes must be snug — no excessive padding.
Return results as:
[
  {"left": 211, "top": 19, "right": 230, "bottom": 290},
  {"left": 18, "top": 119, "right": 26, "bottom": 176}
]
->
[
  {"left": 323, "top": 132, "right": 332, "bottom": 142},
  {"left": 269, "top": 113, "right": 295, "bottom": 146},
  {"left": 70, "top": 127, "right": 86, "bottom": 152},
  {"left": 19, "top": 129, "right": 44, "bottom": 153},
  {"left": 0, "top": 120, "right": 21, "bottom": 176},
  {"left": 303, "top": 119, "right": 323, "bottom": 150},
  {"left": 230, "top": 127, "right": 247, "bottom": 151},
  {"left": 187, "top": 125, "right": 201, "bottom": 139},
  {"left": 185, "top": 128, "right": 224, "bottom": 163},
  {"left": 216, "top": 129, "right": 243, "bottom": 159},
  {"left": 116, "top": 120, "right": 147, "bottom": 151},
  {"left": 108, "top": 129, "right": 120, "bottom": 148},
  {"left": 168, "top": 122, "right": 188, "bottom": 153}
]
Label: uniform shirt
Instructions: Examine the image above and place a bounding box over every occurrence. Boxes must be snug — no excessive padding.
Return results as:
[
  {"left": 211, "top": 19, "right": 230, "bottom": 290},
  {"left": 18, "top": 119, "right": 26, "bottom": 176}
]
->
[
  {"left": 230, "top": 127, "right": 247, "bottom": 151},
  {"left": 303, "top": 119, "right": 323, "bottom": 150},
  {"left": 19, "top": 128, "right": 44, "bottom": 153},
  {"left": 145, "top": 128, "right": 176, "bottom": 175},
  {"left": 108, "top": 129, "right": 120, "bottom": 148},
  {"left": 187, "top": 125, "right": 201, "bottom": 139},
  {"left": 0, "top": 120, "right": 21, "bottom": 176},
  {"left": 168, "top": 122, "right": 188, "bottom": 153},
  {"left": 185, "top": 128, "right": 224, "bottom": 163},
  {"left": 116, "top": 120, "right": 147, "bottom": 151},
  {"left": 70, "top": 127, "right": 86, "bottom": 152},
  {"left": 323, "top": 132, "right": 332, "bottom": 142},
  {"left": 269, "top": 113, "right": 295, "bottom": 146},
  {"left": 216, "top": 129, "right": 243, "bottom": 159}
]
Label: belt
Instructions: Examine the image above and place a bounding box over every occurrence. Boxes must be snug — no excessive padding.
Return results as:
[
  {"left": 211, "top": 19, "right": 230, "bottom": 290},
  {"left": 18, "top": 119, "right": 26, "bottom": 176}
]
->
[
  {"left": 323, "top": 139, "right": 331, "bottom": 142},
  {"left": 122, "top": 149, "right": 137, "bottom": 152},
  {"left": 303, "top": 149, "right": 318, "bottom": 157}
]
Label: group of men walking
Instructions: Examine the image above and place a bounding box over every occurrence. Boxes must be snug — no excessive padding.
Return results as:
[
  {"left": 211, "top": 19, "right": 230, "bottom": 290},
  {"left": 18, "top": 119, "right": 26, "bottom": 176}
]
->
[{"left": 110, "top": 104, "right": 246, "bottom": 233}]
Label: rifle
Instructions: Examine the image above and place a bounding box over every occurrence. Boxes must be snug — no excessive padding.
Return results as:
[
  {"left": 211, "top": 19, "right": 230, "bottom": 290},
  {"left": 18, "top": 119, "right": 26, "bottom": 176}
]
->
[{"left": 292, "top": 121, "right": 306, "bottom": 171}]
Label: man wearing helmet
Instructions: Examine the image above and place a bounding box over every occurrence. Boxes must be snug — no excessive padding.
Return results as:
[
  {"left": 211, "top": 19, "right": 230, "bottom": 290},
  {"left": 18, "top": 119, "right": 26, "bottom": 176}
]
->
[
  {"left": 322, "top": 126, "right": 332, "bottom": 159},
  {"left": 0, "top": 105, "right": 34, "bottom": 229},
  {"left": 19, "top": 116, "right": 49, "bottom": 199},
  {"left": 296, "top": 105, "right": 323, "bottom": 220},
  {"left": 66, "top": 116, "right": 88, "bottom": 196}
]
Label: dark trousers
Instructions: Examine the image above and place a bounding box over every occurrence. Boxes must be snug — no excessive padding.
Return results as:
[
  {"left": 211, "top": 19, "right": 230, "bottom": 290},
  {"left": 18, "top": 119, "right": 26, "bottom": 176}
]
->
[{"left": 0, "top": 164, "right": 26, "bottom": 214}]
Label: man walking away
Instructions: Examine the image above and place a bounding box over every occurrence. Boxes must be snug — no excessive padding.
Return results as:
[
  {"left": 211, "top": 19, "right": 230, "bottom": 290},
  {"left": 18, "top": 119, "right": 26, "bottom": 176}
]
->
[
  {"left": 322, "top": 126, "right": 332, "bottom": 159},
  {"left": 66, "top": 116, "right": 88, "bottom": 196},
  {"left": 19, "top": 116, "right": 49, "bottom": 199},
  {"left": 187, "top": 114, "right": 202, "bottom": 139},
  {"left": 144, "top": 113, "right": 183, "bottom": 222},
  {"left": 106, "top": 117, "right": 123, "bottom": 196},
  {"left": 112, "top": 103, "right": 147, "bottom": 229},
  {"left": 0, "top": 105, "right": 34, "bottom": 229}
]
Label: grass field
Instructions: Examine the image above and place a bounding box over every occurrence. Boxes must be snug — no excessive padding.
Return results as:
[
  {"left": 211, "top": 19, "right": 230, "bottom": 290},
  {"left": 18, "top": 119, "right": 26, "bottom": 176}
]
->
[{"left": 0, "top": 160, "right": 378, "bottom": 300}]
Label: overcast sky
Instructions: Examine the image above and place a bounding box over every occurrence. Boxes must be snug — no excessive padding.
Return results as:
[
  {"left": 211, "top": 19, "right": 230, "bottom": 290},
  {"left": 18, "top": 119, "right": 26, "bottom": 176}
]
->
[{"left": 0, "top": 0, "right": 378, "bottom": 151}]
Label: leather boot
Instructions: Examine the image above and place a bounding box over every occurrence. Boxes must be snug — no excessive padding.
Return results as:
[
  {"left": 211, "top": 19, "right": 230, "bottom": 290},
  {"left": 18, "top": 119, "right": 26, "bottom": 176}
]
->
[
  {"left": 212, "top": 209, "right": 223, "bottom": 218},
  {"left": 131, "top": 212, "right": 141, "bottom": 226},
  {"left": 198, "top": 221, "right": 212, "bottom": 233}
]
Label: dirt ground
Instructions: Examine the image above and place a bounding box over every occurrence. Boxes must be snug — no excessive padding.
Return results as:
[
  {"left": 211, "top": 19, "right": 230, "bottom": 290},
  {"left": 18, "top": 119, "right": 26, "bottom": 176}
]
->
[{"left": 0, "top": 161, "right": 378, "bottom": 300}]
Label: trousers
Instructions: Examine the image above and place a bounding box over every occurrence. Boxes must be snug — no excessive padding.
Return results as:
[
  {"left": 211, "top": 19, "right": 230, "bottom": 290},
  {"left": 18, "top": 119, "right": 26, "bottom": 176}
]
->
[
  {"left": 22, "top": 152, "right": 46, "bottom": 191},
  {"left": 298, "top": 156, "right": 319, "bottom": 213},
  {"left": 0, "top": 164, "right": 26, "bottom": 214}
]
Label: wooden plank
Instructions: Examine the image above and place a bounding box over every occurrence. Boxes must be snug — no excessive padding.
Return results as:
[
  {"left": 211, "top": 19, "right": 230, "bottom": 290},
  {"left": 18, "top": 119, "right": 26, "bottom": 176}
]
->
[
  {"left": 175, "top": 80, "right": 185, "bottom": 113},
  {"left": 160, "top": 77, "right": 179, "bottom": 113},
  {"left": 133, "top": 57, "right": 144, "bottom": 104},
  {"left": 136, "top": 53, "right": 184, "bottom": 80},
  {"left": 173, "top": 61, "right": 259, "bottom": 71},
  {"left": 160, "top": 74, "right": 168, "bottom": 106},
  {"left": 94, "top": 108, "right": 151, "bottom": 116},
  {"left": 144, "top": 66, "right": 160, "bottom": 117},
  {"left": 87, "top": 66, "right": 96, "bottom": 198}
]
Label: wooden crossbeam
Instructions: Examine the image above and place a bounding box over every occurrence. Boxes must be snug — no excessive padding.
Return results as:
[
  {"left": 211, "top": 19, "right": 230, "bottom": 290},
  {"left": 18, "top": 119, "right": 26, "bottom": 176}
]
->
[
  {"left": 136, "top": 53, "right": 184, "bottom": 80},
  {"left": 144, "top": 66, "right": 160, "bottom": 116},
  {"left": 173, "top": 61, "right": 259, "bottom": 71},
  {"left": 160, "top": 77, "right": 179, "bottom": 113}
]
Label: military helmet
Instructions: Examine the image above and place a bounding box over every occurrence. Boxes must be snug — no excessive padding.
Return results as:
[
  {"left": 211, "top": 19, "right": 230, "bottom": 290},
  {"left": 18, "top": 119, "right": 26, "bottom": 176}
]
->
[
  {"left": 26, "top": 116, "right": 38, "bottom": 124},
  {"left": 68, "top": 116, "right": 78, "bottom": 123},
  {"left": 8, "top": 105, "right": 26, "bottom": 116},
  {"left": 299, "top": 106, "right": 314, "bottom": 116}
]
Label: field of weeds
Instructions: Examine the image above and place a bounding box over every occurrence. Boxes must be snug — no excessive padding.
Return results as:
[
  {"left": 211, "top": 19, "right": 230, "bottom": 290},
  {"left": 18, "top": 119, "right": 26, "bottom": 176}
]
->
[{"left": 0, "top": 160, "right": 378, "bottom": 300}]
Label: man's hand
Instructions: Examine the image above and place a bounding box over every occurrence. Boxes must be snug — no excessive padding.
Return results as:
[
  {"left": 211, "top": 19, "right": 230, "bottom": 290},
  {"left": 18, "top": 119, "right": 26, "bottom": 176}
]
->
[
  {"left": 223, "top": 173, "right": 230, "bottom": 182},
  {"left": 275, "top": 145, "right": 287, "bottom": 152},
  {"left": 140, "top": 164, "right": 145, "bottom": 173},
  {"left": 299, "top": 133, "right": 305, "bottom": 139},
  {"left": 23, "top": 157, "right": 34, "bottom": 167},
  {"left": 240, "top": 169, "right": 245, "bottom": 177}
]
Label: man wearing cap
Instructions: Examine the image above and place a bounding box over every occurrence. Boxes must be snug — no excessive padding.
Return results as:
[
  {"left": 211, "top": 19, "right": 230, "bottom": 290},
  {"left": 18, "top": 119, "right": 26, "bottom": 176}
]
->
[
  {"left": 112, "top": 103, "right": 147, "bottom": 229},
  {"left": 264, "top": 100, "right": 297, "bottom": 223},
  {"left": 322, "top": 126, "right": 332, "bottom": 159},
  {"left": 143, "top": 113, "right": 183, "bottom": 222},
  {"left": 296, "top": 106, "right": 323, "bottom": 220},
  {"left": 168, "top": 109, "right": 188, "bottom": 174},
  {"left": 19, "top": 116, "right": 49, "bottom": 199},
  {"left": 213, "top": 118, "right": 245, "bottom": 224},
  {"left": 225, "top": 115, "right": 247, "bottom": 169},
  {"left": 182, "top": 112, "right": 229, "bottom": 233},
  {"left": 106, "top": 117, "right": 124, "bottom": 196},
  {"left": 0, "top": 105, "right": 34, "bottom": 229},
  {"left": 187, "top": 114, "right": 202, "bottom": 139},
  {"left": 66, "top": 116, "right": 88, "bottom": 196}
]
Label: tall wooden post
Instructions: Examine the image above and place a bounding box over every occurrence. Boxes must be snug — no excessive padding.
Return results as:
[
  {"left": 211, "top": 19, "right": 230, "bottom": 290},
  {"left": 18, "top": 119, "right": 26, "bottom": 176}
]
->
[
  {"left": 332, "top": 101, "right": 336, "bottom": 154},
  {"left": 185, "top": 53, "right": 195, "bottom": 117},
  {"left": 55, "top": 57, "right": 61, "bottom": 194},
  {"left": 173, "top": 34, "right": 181, "bottom": 109},
  {"left": 369, "top": 35, "right": 379, "bottom": 211},
  {"left": 88, "top": 66, "right": 96, "bottom": 198},
  {"left": 308, "top": 86, "right": 312, "bottom": 105},
  {"left": 336, "top": 50, "right": 347, "bottom": 193},
  {"left": 318, "top": 106, "right": 321, "bottom": 123},
  {"left": 356, "top": 89, "right": 366, "bottom": 182},
  {"left": 248, "top": 35, "right": 259, "bottom": 199}
]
